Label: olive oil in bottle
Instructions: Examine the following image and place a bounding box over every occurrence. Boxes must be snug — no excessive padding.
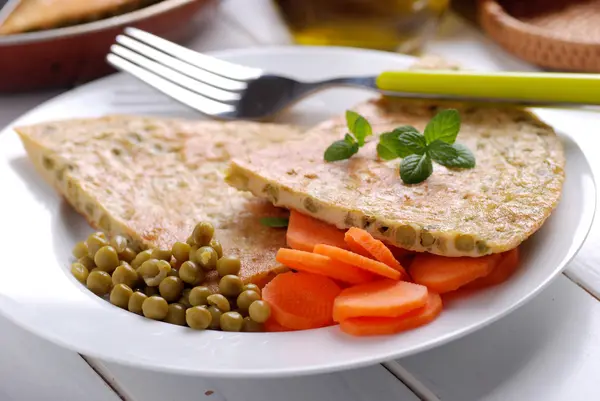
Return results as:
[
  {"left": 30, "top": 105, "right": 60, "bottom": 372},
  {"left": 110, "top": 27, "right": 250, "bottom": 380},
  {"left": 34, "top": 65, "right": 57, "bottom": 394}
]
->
[{"left": 273, "top": 0, "right": 449, "bottom": 53}]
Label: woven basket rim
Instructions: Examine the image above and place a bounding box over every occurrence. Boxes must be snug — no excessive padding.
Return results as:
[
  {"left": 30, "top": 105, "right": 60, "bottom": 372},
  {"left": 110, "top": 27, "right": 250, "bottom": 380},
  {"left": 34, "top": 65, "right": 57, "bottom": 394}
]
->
[{"left": 479, "top": 0, "right": 600, "bottom": 46}]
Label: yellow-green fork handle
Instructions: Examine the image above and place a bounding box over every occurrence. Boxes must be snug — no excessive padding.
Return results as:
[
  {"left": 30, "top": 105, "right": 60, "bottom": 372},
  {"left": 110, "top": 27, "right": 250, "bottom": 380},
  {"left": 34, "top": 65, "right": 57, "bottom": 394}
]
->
[{"left": 376, "top": 70, "right": 600, "bottom": 105}]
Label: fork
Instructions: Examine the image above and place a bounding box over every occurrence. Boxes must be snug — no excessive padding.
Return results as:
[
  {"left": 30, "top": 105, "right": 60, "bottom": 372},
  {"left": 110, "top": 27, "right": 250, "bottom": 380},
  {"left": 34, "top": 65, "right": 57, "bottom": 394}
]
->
[{"left": 107, "top": 27, "right": 600, "bottom": 121}]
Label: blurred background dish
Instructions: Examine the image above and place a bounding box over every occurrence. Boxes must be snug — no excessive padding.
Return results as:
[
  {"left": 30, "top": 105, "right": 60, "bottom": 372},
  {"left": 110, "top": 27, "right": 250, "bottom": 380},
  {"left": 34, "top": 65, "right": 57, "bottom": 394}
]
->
[
  {"left": 272, "top": 0, "right": 450, "bottom": 53},
  {"left": 0, "top": 0, "right": 217, "bottom": 92}
]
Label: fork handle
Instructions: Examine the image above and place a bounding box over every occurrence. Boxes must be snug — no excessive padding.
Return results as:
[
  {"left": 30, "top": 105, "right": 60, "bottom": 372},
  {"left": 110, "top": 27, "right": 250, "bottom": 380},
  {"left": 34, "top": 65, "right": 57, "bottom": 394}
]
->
[{"left": 376, "top": 70, "right": 600, "bottom": 106}]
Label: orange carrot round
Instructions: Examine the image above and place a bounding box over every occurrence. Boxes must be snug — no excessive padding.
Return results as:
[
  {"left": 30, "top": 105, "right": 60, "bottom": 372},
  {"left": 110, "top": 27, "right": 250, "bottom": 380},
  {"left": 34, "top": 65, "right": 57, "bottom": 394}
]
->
[
  {"left": 262, "top": 272, "right": 342, "bottom": 330},
  {"left": 344, "top": 227, "right": 407, "bottom": 278},
  {"left": 264, "top": 318, "right": 294, "bottom": 332},
  {"left": 276, "top": 248, "right": 374, "bottom": 285},
  {"left": 409, "top": 253, "right": 501, "bottom": 293},
  {"left": 333, "top": 280, "right": 428, "bottom": 322},
  {"left": 339, "top": 292, "right": 443, "bottom": 336},
  {"left": 313, "top": 244, "right": 401, "bottom": 280},
  {"left": 464, "top": 248, "right": 520, "bottom": 290},
  {"left": 286, "top": 210, "right": 348, "bottom": 252}
]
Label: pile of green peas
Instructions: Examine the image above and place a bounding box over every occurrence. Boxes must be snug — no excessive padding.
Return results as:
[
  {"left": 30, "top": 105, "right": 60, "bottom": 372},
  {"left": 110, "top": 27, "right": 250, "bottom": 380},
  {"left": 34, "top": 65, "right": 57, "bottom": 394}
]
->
[{"left": 70, "top": 222, "right": 271, "bottom": 332}]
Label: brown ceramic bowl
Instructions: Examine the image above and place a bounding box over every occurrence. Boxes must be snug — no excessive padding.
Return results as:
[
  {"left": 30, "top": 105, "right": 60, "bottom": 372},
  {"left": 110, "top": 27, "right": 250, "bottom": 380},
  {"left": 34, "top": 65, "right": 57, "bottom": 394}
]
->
[
  {"left": 0, "top": 0, "right": 217, "bottom": 92},
  {"left": 479, "top": 0, "right": 600, "bottom": 72}
]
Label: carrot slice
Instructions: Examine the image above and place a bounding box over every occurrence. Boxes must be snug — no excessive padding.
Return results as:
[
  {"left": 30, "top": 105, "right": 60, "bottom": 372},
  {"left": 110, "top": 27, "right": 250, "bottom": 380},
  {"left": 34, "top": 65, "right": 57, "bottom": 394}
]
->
[
  {"left": 409, "top": 253, "right": 501, "bottom": 293},
  {"left": 286, "top": 210, "right": 347, "bottom": 252},
  {"left": 339, "top": 292, "right": 442, "bottom": 336},
  {"left": 464, "top": 248, "right": 520, "bottom": 289},
  {"left": 344, "top": 227, "right": 408, "bottom": 277},
  {"left": 333, "top": 280, "right": 428, "bottom": 322},
  {"left": 264, "top": 318, "right": 294, "bottom": 332},
  {"left": 344, "top": 235, "right": 374, "bottom": 258},
  {"left": 276, "top": 248, "right": 375, "bottom": 285},
  {"left": 313, "top": 244, "right": 401, "bottom": 280},
  {"left": 262, "top": 272, "right": 342, "bottom": 330}
]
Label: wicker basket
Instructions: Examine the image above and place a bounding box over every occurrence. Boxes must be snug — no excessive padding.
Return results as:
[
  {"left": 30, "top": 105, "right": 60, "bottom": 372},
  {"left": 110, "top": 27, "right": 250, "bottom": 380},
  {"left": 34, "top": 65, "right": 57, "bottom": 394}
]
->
[{"left": 479, "top": 0, "right": 600, "bottom": 72}]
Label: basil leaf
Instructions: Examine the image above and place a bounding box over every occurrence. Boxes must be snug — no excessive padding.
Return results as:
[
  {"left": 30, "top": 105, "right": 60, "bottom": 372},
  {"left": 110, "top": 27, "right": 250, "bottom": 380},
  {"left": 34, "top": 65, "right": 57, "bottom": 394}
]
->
[
  {"left": 346, "top": 110, "right": 360, "bottom": 132},
  {"left": 324, "top": 138, "right": 359, "bottom": 162},
  {"left": 423, "top": 109, "right": 461, "bottom": 145},
  {"left": 397, "top": 130, "right": 427, "bottom": 156},
  {"left": 260, "top": 217, "right": 289, "bottom": 228},
  {"left": 343, "top": 133, "right": 355, "bottom": 145},
  {"left": 427, "top": 140, "right": 458, "bottom": 165},
  {"left": 400, "top": 153, "right": 433, "bottom": 184},
  {"left": 443, "top": 143, "right": 476, "bottom": 168},
  {"left": 346, "top": 111, "right": 372, "bottom": 146}
]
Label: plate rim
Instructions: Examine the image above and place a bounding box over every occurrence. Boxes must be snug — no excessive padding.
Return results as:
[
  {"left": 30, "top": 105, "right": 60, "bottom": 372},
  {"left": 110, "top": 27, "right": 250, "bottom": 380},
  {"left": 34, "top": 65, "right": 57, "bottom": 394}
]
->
[{"left": 0, "top": 46, "right": 596, "bottom": 377}]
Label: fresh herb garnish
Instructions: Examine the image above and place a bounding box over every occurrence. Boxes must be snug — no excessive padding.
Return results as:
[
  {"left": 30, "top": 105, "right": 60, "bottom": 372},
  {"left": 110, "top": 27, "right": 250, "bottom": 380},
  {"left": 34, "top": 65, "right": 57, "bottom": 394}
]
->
[
  {"left": 260, "top": 217, "right": 289, "bottom": 228},
  {"left": 324, "top": 110, "right": 373, "bottom": 162},
  {"left": 376, "top": 109, "right": 475, "bottom": 184}
]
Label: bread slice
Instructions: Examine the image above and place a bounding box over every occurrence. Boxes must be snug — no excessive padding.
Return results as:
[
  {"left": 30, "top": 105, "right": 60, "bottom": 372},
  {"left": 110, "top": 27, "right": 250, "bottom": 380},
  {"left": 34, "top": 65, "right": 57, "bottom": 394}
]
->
[
  {"left": 226, "top": 97, "right": 565, "bottom": 257},
  {"left": 16, "top": 116, "right": 304, "bottom": 287}
]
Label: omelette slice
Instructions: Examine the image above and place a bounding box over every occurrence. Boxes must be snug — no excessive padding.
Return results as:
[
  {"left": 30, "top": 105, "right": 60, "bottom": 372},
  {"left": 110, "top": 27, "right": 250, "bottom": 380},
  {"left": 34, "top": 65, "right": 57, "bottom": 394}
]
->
[
  {"left": 16, "top": 116, "right": 305, "bottom": 287},
  {"left": 227, "top": 98, "right": 565, "bottom": 257}
]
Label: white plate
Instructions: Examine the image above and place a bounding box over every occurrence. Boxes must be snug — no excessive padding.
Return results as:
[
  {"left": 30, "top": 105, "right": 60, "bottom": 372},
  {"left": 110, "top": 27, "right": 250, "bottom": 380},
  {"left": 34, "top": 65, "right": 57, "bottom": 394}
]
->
[{"left": 0, "top": 47, "right": 595, "bottom": 378}]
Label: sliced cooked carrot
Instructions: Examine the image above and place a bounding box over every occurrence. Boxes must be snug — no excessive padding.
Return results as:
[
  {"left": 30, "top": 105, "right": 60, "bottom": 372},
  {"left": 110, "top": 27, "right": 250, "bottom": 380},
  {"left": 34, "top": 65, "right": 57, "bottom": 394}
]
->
[
  {"left": 333, "top": 280, "right": 428, "bottom": 322},
  {"left": 313, "top": 244, "right": 401, "bottom": 280},
  {"left": 409, "top": 253, "right": 501, "bottom": 293},
  {"left": 262, "top": 272, "right": 342, "bottom": 330},
  {"left": 344, "top": 227, "right": 408, "bottom": 277},
  {"left": 344, "top": 235, "right": 374, "bottom": 258},
  {"left": 464, "top": 248, "right": 520, "bottom": 290},
  {"left": 264, "top": 318, "right": 294, "bottom": 332},
  {"left": 339, "top": 292, "right": 442, "bottom": 336},
  {"left": 286, "top": 210, "right": 347, "bottom": 252},
  {"left": 276, "top": 248, "right": 374, "bottom": 285}
]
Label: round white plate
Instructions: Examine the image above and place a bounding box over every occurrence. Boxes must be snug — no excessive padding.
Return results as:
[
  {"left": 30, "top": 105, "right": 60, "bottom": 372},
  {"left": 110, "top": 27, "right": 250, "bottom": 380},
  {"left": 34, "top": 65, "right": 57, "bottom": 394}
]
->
[{"left": 0, "top": 47, "right": 595, "bottom": 377}]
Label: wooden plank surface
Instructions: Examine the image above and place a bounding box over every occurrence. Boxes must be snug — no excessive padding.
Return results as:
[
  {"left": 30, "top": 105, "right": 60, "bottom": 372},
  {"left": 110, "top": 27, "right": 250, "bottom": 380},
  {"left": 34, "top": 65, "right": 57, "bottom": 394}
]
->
[{"left": 394, "top": 276, "right": 600, "bottom": 401}]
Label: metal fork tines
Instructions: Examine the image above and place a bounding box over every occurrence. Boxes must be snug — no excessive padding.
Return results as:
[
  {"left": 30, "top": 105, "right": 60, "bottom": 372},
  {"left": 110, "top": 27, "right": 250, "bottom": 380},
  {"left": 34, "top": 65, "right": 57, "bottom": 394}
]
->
[
  {"left": 107, "top": 27, "right": 265, "bottom": 118},
  {"left": 107, "top": 27, "right": 377, "bottom": 120}
]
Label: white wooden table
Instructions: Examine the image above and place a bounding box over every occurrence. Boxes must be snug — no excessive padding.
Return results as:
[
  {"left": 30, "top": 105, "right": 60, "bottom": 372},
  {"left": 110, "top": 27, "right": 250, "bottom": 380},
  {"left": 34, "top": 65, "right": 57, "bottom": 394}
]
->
[{"left": 2, "top": 2, "right": 600, "bottom": 400}]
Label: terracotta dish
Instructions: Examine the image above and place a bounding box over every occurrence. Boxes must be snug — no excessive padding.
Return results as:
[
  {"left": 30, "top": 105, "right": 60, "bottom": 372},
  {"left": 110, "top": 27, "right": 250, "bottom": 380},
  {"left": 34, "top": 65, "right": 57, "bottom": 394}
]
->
[
  {"left": 479, "top": 0, "right": 600, "bottom": 72},
  {"left": 0, "top": 0, "right": 217, "bottom": 92}
]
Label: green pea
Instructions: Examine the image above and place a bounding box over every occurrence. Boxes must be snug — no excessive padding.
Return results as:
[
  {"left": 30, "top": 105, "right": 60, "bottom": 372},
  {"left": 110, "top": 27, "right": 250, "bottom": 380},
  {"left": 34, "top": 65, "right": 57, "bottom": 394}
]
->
[
  {"left": 94, "top": 246, "right": 120, "bottom": 273},
  {"left": 216, "top": 256, "right": 241, "bottom": 277},
  {"left": 152, "top": 248, "right": 172, "bottom": 261},
  {"left": 77, "top": 255, "right": 96, "bottom": 269},
  {"left": 192, "top": 222, "right": 214, "bottom": 246},
  {"left": 86, "top": 270, "right": 112, "bottom": 296},
  {"left": 236, "top": 290, "right": 261, "bottom": 312},
  {"left": 248, "top": 300, "right": 271, "bottom": 323},
  {"left": 209, "top": 239, "right": 223, "bottom": 258},
  {"left": 142, "top": 296, "right": 169, "bottom": 320},
  {"left": 110, "top": 284, "right": 133, "bottom": 309},
  {"left": 196, "top": 246, "right": 218, "bottom": 271},
  {"left": 87, "top": 234, "right": 108, "bottom": 259},
  {"left": 131, "top": 249, "right": 153, "bottom": 269},
  {"left": 207, "top": 306, "right": 222, "bottom": 329},
  {"left": 189, "top": 286, "right": 211, "bottom": 307},
  {"left": 179, "top": 261, "right": 204, "bottom": 285},
  {"left": 242, "top": 317, "right": 264, "bottom": 332},
  {"left": 128, "top": 291, "right": 147, "bottom": 315},
  {"left": 158, "top": 276, "right": 184, "bottom": 303},
  {"left": 186, "top": 306, "right": 212, "bottom": 330},
  {"left": 207, "top": 294, "right": 230, "bottom": 312},
  {"left": 118, "top": 247, "right": 137, "bottom": 263},
  {"left": 71, "top": 262, "right": 89, "bottom": 284},
  {"left": 72, "top": 241, "right": 89, "bottom": 259},
  {"left": 109, "top": 235, "right": 128, "bottom": 253},
  {"left": 112, "top": 263, "right": 139, "bottom": 288},
  {"left": 171, "top": 241, "right": 191, "bottom": 262},
  {"left": 218, "top": 275, "right": 243, "bottom": 297},
  {"left": 455, "top": 234, "right": 475, "bottom": 252},
  {"left": 220, "top": 311, "right": 243, "bottom": 332},
  {"left": 165, "top": 303, "right": 187, "bottom": 326}
]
